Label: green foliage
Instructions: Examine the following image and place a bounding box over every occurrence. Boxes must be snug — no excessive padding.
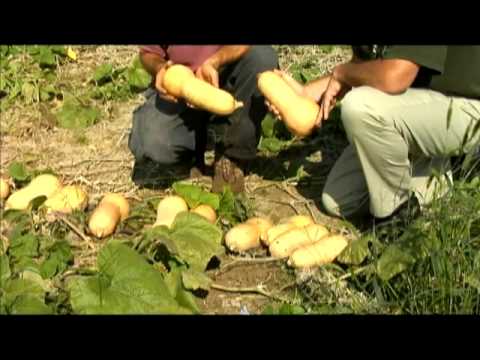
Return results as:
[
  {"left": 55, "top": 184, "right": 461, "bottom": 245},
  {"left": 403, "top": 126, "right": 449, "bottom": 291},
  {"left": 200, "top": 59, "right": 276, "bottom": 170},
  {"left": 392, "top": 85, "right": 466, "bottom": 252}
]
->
[
  {"left": 258, "top": 114, "right": 296, "bottom": 155},
  {"left": 55, "top": 98, "right": 100, "bottom": 129},
  {"left": 68, "top": 241, "right": 193, "bottom": 314},
  {"left": 143, "top": 212, "right": 224, "bottom": 272},
  {"left": 8, "top": 162, "right": 31, "bottom": 182},
  {"left": 262, "top": 303, "right": 306, "bottom": 315},
  {"left": 172, "top": 182, "right": 220, "bottom": 210},
  {"left": 40, "top": 241, "right": 73, "bottom": 279},
  {"left": 90, "top": 56, "right": 151, "bottom": 101}
]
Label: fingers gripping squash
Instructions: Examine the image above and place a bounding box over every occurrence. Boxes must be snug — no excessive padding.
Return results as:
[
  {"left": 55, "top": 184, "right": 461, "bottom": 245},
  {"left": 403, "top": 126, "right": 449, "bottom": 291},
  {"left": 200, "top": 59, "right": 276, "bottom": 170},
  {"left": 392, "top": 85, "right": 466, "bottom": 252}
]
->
[
  {"left": 258, "top": 71, "right": 320, "bottom": 137},
  {"left": 163, "top": 64, "right": 243, "bottom": 115}
]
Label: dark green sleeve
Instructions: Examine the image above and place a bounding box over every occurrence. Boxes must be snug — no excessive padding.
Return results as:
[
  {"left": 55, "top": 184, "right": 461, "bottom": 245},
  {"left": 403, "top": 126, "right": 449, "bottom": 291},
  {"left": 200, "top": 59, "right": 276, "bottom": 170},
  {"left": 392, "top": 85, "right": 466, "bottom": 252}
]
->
[{"left": 383, "top": 46, "right": 447, "bottom": 73}]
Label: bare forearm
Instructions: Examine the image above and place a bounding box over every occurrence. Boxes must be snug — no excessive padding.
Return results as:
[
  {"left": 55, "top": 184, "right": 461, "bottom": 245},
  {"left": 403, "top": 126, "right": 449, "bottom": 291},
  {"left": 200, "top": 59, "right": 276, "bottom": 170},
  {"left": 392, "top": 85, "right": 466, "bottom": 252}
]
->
[
  {"left": 333, "top": 59, "right": 420, "bottom": 94},
  {"left": 206, "top": 45, "right": 251, "bottom": 68},
  {"left": 139, "top": 52, "right": 166, "bottom": 77}
]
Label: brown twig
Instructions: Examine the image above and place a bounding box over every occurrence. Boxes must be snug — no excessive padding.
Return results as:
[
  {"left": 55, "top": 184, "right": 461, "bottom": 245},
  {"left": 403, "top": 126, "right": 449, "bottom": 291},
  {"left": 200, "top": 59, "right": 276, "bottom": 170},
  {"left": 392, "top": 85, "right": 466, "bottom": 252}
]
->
[
  {"left": 56, "top": 158, "right": 127, "bottom": 170},
  {"left": 216, "top": 256, "right": 282, "bottom": 276},
  {"left": 253, "top": 197, "right": 301, "bottom": 215},
  {"left": 116, "top": 128, "right": 130, "bottom": 147},
  {"left": 62, "top": 167, "right": 131, "bottom": 178},
  {"left": 57, "top": 214, "right": 95, "bottom": 250},
  {"left": 278, "top": 281, "right": 298, "bottom": 294},
  {"left": 210, "top": 283, "right": 292, "bottom": 303},
  {"left": 326, "top": 265, "right": 371, "bottom": 285}
]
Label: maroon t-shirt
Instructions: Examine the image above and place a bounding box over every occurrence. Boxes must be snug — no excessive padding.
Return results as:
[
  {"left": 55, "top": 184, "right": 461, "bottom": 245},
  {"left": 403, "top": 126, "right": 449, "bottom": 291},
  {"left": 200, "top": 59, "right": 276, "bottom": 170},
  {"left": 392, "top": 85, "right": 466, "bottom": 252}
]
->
[{"left": 140, "top": 45, "right": 222, "bottom": 71}]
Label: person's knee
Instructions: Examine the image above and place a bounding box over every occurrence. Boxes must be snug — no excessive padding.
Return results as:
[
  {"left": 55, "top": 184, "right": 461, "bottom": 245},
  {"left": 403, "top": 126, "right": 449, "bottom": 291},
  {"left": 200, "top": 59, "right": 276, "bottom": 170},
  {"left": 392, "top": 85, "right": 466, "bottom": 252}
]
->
[
  {"left": 341, "top": 86, "right": 386, "bottom": 140},
  {"left": 321, "top": 192, "right": 343, "bottom": 218},
  {"left": 241, "top": 46, "right": 278, "bottom": 74},
  {"left": 141, "top": 133, "right": 192, "bottom": 165}
]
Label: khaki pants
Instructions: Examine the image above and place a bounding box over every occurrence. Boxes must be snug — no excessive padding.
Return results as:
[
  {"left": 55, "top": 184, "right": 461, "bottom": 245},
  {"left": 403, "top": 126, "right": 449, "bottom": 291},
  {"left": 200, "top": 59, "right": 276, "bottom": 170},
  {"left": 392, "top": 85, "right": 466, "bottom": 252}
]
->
[{"left": 322, "top": 86, "right": 480, "bottom": 218}]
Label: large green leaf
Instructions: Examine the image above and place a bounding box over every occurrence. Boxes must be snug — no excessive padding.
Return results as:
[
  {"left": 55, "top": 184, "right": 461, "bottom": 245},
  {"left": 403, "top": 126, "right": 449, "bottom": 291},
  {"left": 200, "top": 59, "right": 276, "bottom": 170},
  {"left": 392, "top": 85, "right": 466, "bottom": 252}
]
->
[
  {"left": 1, "top": 278, "right": 51, "bottom": 314},
  {"left": 9, "top": 233, "right": 39, "bottom": 259},
  {"left": 337, "top": 235, "right": 371, "bottom": 266},
  {"left": 376, "top": 245, "right": 417, "bottom": 281},
  {"left": 68, "top": 241, "right": 192, "bottom": 314},
  {"left": 127, "top": 66, "right": 151, "bottom": 91},
  {"left": 40, "top": 240, "right": 74, "bottom": 279},
  {"left": 164, "top": 267, "right": 200, "bottom": 314},
  {"left": 56, "top": 100, "right": 100, "bottom": 129},
  {"left": 20, "top": 270, "right": 53, "bottom": 292},
  {"left": 12, "top": 257, "right": 40, "bottom": 274},
  {"left": 9, "top": 296, "right": 53, "bottom": 315},
  {"left": 172, "top": 182, "right": 220, "bottom": 210},
  {"left": 181, "top": 268, "right": 212, "bottom": 291},
  {"left": 168, "top": 212, "right": 224, "bottom": 271}
]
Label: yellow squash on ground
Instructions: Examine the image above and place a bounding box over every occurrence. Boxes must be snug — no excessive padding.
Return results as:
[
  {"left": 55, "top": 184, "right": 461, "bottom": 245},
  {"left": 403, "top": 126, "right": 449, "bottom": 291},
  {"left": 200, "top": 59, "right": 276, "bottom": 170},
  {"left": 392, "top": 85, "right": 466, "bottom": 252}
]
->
[
  {"left": 288, "top": 234, "right": 349, "bottom": 268},
  {"left": 88, "top": 193, "right": 129, "bottom": 239},
  {"left": 43, "top": 185, "right": 88, "bottom": 214},
  {"left": 269, "top": 224, "right": 329, "bottom": 259},
  {"left": 154, "top": 195, "right": 189, "bottom": 228},
  {"left": 245, "top": 217, "right": 273, "bottom": 243},
  {"left": 224, "top": 223, "right": 261, "bottom": 252},
  {"left": 0, "top": 178, "right": 10, "bottom": 200},
  {"left": 282, "top": 215, "right": 315, "bottom": 228},
  {"left": 191, "top": 204, "right": 217, "bottom": 224},
  {"left": 100, "top": 193, "right": 130, "bottom": 221},
  {"left": 263, "top": 223, "right": 297, "bottom": 246},
  {"left": 5, "top": 174, "right": 62, "bottom": 210}
]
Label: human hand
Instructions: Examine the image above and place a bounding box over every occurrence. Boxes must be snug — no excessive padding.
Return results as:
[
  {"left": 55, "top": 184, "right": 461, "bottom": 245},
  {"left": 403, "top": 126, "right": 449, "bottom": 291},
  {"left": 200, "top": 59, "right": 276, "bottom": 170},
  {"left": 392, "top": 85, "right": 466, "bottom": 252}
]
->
[{"left": 155, "top": 60, "right": 178, "bottom": 103}]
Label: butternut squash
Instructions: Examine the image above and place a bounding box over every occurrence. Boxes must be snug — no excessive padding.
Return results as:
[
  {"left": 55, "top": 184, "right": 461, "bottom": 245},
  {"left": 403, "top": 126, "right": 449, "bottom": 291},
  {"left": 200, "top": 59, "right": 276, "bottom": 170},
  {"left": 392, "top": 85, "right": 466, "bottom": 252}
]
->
[
  {"left": 43, "top": 185, "right": 89, "bottom": 214},
  {"left": 163, "top": 64, "right": 243, "bottom": 115},
  {"left": 154, "top": 195, "right": 189, "bottom": 228},
  {"left": 5, "top": 174, "right": 62, "bottom": 211},
  {"left": 88, "top": 193, "right": 130, "bottom": 239},
  {"left": 0, "top": 178, "right": 10, "bottom": 200},
  {"left": 258, "top": 71, "right": 320, "bottom": 137},
  {"left": 288, "top": 234, "right": 349, "bottom": 268},
  {"left": 269, "top": 224, "right": 329, "bottom": 259},
  {"left": 191, "top": 204, "right": 217, "bottom": 224},
  {"left": 224, "top": 223, "right": 261, "bottom": 252}
]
